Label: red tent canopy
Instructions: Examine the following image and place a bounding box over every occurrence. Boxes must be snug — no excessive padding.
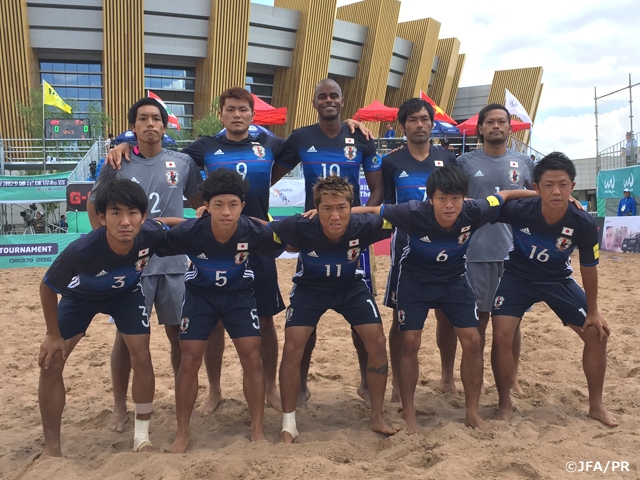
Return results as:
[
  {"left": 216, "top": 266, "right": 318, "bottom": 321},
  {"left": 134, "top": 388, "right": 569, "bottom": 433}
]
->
[
  {"left": 251, "top": 94, "right": 287, "bottom": 125},
  {"left": 353, "top": 100, "right": 398, "bottom": 122},
  {"left": 456, "top": 114, "right": 530, "bottom": 135}
]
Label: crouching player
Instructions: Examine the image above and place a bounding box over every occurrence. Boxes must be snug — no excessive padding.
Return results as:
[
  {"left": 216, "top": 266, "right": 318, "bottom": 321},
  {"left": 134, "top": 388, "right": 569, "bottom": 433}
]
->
[
  {"left": 159, "top": 168, "right": 285, "bottom": 453},
  {"left": 38, "top": 179, "right": 172, "bottom": 456},
  {"left": 354, "top": 166, "right": 536, "bottom": 431},
  {"left": 490, "top": 152, "right": 618, "bottom": 426}
]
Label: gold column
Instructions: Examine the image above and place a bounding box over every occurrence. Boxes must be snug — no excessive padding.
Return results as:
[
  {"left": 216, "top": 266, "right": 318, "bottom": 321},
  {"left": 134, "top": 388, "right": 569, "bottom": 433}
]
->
[
  {"left": 429, "top": 37, "right": 461, "bottom": 112},
  {"left": 0, "top": 0, "right": 38, "bottom": 139},
  {"left": 271, "top": 0, "right": 337, "bottom": 136},
  {"left": 445, "top": 53, "right": 465, "bottom": 115},
  {"left": 103, "top": 0, "right": 145, "bottom": 134},
  {"left": 335, "top": 0, "right": 400, "bottom": 122},
  {"left": 194, "top": 0, "right": 250, "bottom": 120}
]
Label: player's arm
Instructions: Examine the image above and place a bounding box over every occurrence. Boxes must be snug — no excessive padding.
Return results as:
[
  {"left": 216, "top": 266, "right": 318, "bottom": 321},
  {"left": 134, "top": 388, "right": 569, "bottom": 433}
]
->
[
  {"left": 351, "top": 205, "right": 382, "bottom": 215},
  {"left": 495, "top": 189, "right": 538, "bottom": 202},
  {"left": 154, "top": 217, "right": 186, "bottom": 227},
  {"left": 105, "top": 142, "right": 133, "bottom": 170},
  {"left": 364, "top": 170, "right": 384, "bottom": 206},
  {"left": 271, "top": 163, "right": 292, "bottom": 185},
  {"left": 579, "top": 265, "right": 610, "bottom": 340},
  {"left": 38, "top": 280, "right": 66, "bottom": 369}
]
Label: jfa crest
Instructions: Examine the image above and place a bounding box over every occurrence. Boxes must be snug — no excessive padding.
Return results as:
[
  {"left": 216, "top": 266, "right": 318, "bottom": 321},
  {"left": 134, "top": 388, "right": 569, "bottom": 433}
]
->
[
  {"left": 165, "top": 170, "right": 179, "bottom": 186},
  {"left": 509, "top": 169, "right": 520, "bottom": 184},
  {"left": 343, "top": 146, "right": 357, "bottom": 161},
  {"left": 555, "top": 236, "right": 572, "bottom": 250},
  {"left": 235, "top": 251, "right": 250, "bottom": 264},
  {"left": 494, "top": 296, "right": 505, "bottom": 308},
  {"left": 390, "top": 291, "right": 397, "bottom": 304},
  {"left": 180, "top": 317, "right": 189, "bottom": 332},
  {"left": 347, "top": 247, "right": 361, "bottom": 261},
  {"left": 135, "top": 256, "right": 150, "bottom": 271},
  {"left": 458, "top": 232, "right": 470, "bottom": 244},
  {"left": 285, "top": 306, "right": 294, "bottom": 322},
  {"left": 398, "top": 310, "right": 406, "bottom": 323},
  {"left": 252, "top": 145, "right": 266, "bottom": 158}
]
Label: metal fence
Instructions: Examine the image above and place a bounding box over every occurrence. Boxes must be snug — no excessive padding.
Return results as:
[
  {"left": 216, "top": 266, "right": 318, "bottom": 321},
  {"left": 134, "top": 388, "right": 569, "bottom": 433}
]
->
[
  {"left": 597, "top": 132, "right": 639, "bottom": 172},
  {"left": 0, "top": 137, "right": 95, "bottom": 174}
]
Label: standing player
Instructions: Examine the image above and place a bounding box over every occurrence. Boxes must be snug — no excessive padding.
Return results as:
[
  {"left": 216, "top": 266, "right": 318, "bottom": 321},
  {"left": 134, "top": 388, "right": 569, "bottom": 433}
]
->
[
  {"left": 268, "top": 175, "right": 397, "bottom": 442},
  {"left": 381, "top": 97, "right": 458, "bottom": 399},
  {"left": 38, "top": 180, "right": 171, "bottom": 456},
  {"left": 490, "top": 153, "right": 618, "bottom": 427},
  {"left": 272, "top": 78, "right": 384, "bottom": 406},
  {"left": 354, "top": 166, "right": 536, "bottom": 431},
  {"left": 87, "top": 97, "right": 203, "bottom": 432},
  {"left": 454, "top": 104, "right": 534, "bottom": 394},
  {"left": 159, "top": 169, "right": 285, "bottom": 453}
]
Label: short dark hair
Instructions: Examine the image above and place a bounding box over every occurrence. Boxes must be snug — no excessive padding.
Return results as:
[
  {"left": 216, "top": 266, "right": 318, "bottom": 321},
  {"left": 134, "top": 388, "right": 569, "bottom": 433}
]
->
[
  {"left": 313, "top": 175, "right": 354, "bottom": 208},
  {"left": 426, "top": 166, "right": 468, "bottom": 199},
  {"left": 219, "top": 87, "right": 254, "bottom": 111},
  {"left": 200, "top": 168, "right": 250, "bottom": 203},
  {"left": 477, "top": 103, "right": 510, "bottom": 142},
  {"left": 108, "top": 133, "right": 114, "bottom": 138},
  {"left": 533, "top": 152, "right": 576, "bottom": 184},
  {"left": 94, "top": 179, "right": 148, "bottom": 215},
  {"left": 397, "top": 98, "right": 435, "bottom": 127},
  {"left": 128, "top": 98, "right": 168, "bottom": 128}
]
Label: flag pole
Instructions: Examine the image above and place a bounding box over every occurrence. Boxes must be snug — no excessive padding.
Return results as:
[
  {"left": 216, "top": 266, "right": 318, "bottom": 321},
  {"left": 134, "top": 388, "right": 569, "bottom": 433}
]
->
[{"left": 42, "top": 82, "right": 47, "bottom": 173}]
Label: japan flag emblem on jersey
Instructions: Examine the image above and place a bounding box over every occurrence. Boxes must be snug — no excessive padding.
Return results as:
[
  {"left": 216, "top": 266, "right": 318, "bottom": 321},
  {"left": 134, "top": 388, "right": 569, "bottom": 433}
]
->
[
  {"left": 252, "top": 145, "right": 266, "bottom": 158},
  {"left": 510, "top": 161, "right": 519, "bottom": 168},
  {"left": 349, "top": 239, "right": 359, "bottom": 247},
  {"left": 344, "top": 146, "right": 357, "bottom": 161},
  {"left": 165, "top": 161, "right": 176, "bottom": 168},
  {"left": 138, "top": 248, "right": 149, "bottom": 257},
  {"left": 562, "top": 227, "right": 574, "bottom": 236},
  {"left": 434, "top": 160, "right": 444, "bottom": 167},
  {"left": 237, "top": 242, "right": 248, "bottom": 251},
  {"left": 345, "top": 138, "right": 355, "bottom": 144}
]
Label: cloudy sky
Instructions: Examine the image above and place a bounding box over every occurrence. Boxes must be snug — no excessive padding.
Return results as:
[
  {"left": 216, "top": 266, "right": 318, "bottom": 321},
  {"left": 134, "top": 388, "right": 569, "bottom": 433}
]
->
[{"left": 335, "top": 0, "right": 640, "bottom": 159}]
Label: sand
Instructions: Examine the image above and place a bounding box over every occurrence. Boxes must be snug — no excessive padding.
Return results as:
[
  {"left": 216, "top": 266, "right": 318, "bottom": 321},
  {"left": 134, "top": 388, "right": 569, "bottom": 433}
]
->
[{"left": 0, "top": 252, "right": 638, "bottom": 480}]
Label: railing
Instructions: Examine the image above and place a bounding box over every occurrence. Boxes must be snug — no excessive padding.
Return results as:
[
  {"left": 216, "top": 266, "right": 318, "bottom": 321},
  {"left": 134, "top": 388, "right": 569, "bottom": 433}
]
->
[
  {"left": 597, "top": 133, "right": 639, "bottom": 172},
  {"left": 0, "top": 137, "right": 95, "bottom": 174},
  {"left": 68, "top": 141, "right": 106, "bottom": 182}
]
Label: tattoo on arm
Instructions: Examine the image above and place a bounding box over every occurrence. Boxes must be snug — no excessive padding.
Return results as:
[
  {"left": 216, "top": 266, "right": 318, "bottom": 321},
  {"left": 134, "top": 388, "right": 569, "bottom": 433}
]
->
[{"left": 367, "top": 364, "right": 389, "bottom": 375}]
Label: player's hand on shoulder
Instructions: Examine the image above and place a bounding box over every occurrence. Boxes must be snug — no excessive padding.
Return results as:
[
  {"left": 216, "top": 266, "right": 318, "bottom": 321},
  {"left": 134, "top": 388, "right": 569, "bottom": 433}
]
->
[
  {"left": 582, "top": 310, "right": 610, "bottom": 341},
  {"left": 105, "top": 142, "right": 132, "bottom": 170},
  {"left": 302, "top": 209, "right": 317, "bottom": 219},
  {"left": 39, "top": 334, "right": 67, "bottom": 369},
  {"left": 387, "top": 145, "right": 404, "bottom": 155},
  {"left": 568, "top": 196, "right": 585, "bottom": 210},
  {"left": 345, "top": 119, "right": 373, "bottom": 140},
  {"left": 195, "top": 205, "right": 209, "bottom": 218}
]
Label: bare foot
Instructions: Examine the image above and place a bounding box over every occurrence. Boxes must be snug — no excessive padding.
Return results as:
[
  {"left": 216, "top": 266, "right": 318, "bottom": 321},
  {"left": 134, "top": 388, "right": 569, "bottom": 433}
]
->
[
  {"left": 465, "top": 413, "right": 495, "bottom": 430},
  {"left": 511, "top": 378, "right": 524, "bottom": 396},
  {"left": 370, "top": 417, "right": 400, "bottom": 436},
  {"left": 108, "top": 410, "right": 128, "bottom": 433},
  {"left": 169, "top": 434, "right": 190, "bottom": 454},
  {"left": 401, "top": 410, "right": 419, "bottom": 433},
  {"left": 41, "top": 446, "right": 63, "bottom": 458},
  {"left": 251, "top": 430, "right": 267, "bottom": 441},
  {"left": 266, "top": 387, "right": 282, "bottom": 412},
  {"left": 297, "top": 387, "right": 311, "bottom": 409},
  {"left": 589, "top": 406, "right": 619, "bottom": 427},
  {"left": 494, "top": 404, "right": 513, "bottom": 422},
  {"left": 357, "top": 386, "right": 371, "bottom": 409},
  {"left": 440, "top": 378, "right": 458, "bottom": 396},
  {"left": 280, "top": 430, "right": 296, "bottom": 444},
  {"left": 196, "top": 392, "right": 223, "bottom": 416}
]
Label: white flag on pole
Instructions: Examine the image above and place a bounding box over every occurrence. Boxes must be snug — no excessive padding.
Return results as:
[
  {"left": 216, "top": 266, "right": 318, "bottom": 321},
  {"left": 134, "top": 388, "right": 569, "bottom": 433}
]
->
[{"left": 505, "top": 89, "right": 532, "bottom": 125}]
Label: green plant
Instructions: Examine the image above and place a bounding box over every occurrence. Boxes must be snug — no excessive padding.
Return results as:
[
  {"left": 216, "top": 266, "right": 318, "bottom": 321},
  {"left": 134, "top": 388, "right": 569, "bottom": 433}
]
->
[{"left": 191, "top": 98, "right": 222, "bottom": 137}]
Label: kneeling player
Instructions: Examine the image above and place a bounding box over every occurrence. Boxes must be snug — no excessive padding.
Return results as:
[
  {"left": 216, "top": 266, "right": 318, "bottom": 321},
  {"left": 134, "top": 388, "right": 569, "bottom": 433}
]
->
[
  {"left": 354, "top": 166, "right": 536, "bottom": 432},
  {"left": 160, "top": 169, "right": 285, "bottom": 453},
  {"left": 490, "top": 152, "right": 618, "bottom": 427},
  {"left": 38, "top": 180, "right": 169, "bottom": 456},
  {"left": 269, "top": 175, "right": 398, "bottom": 442}
]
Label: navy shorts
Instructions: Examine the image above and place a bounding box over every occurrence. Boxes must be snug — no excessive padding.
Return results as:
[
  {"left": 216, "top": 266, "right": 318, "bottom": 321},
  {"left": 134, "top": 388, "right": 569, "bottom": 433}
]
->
[
  {"left": 491, "top": 273, "right": 588, "bottom": 328},
  {"left": 58, "top": 287, "right": 150, "bottom": 339},
  {"left": 179, "top": 284, "right": 261, "bottom": 340},
  {"left": 383, "top": 230, "right": 407, "bottom": 308},
  {"left": 250, "top": 253, "right": 285, "bottom": 317},
  {"left": 284, "top": 281, "right": 382, "bottom": 329},
  {"left": 396, "top": 274, "right": 479, "bottom": 330}
]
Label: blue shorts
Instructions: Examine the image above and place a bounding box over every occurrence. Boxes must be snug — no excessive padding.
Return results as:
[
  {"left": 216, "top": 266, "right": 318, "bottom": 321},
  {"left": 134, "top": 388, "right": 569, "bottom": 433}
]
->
[
  {"left": 396, "top": 274, "right": 479, "bottom": 330},
  {"left": 179, "top": 284, "right": 261, "bottom": 340},
  {"left": 58, "top": 287, "right": 150, "bottom": 339},
  {"left": 491, "top": 273, "right": 588, "bottom": 328},
  {"left": 284, "top": 281, "right": 382, "bottom": 329},
  {"left": 250, "top": 253, "right": 285, "bottom": 317}
]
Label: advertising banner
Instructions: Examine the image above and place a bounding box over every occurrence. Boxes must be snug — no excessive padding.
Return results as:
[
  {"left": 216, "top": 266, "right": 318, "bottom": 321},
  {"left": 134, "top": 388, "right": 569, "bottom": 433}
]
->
[
  {"left": 269, "top": 178, "right": 305, "bottom": 208},
  {"left": 596, "top": 166, "right": 639, "bottom": 199},
  {"left": 0, "top": 172, "right": 69, "bottom": 204},
  {"left": 0, "top": 233, "right": 81, "bottom": 269},
  {"left": 601, "top": 216, "right": 640, "bottom": 253}
]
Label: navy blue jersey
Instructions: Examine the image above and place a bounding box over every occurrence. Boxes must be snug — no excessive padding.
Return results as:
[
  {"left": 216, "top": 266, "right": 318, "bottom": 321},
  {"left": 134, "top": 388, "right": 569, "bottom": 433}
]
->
[
  {"left": 279, "top": 123, "right": 379, "bottom": 210},
  {"left": 381, "top": 196, "right": 503, "bottom": 282},
  {"left": 161, "top": 216, "right": 284, "bottom": 292},
  {"left": 382, "top": 147, "right": 457, "bottom": 204},
  {"left": 269, "top": 214, "right": 392, "bottom": 293},
  {"left": 44, "top": 221, "right": 167, "bottom": 298},
  {"left": 496, "top": 197, "right": 599, "bottom": 282},
  {"left": 182, "top": 132, "right": 286, "bottom": 219}
]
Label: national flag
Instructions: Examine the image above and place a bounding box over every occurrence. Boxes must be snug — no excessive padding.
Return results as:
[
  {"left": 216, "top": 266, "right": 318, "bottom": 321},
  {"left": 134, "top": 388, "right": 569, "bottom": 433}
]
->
[
  {"left": 349, "top": 239, "right": 359, "bottom": 246},
  {"left": 419, "top": 91, "right": 457, "bottom": 125},
  {"left": 434, "top": 160, "right": 444, "bottom": 167},
  {"left": 237, "top": 242, "right": 248, "bottom": 251},
  {"left": 510, "top": 161, "right": 519, "bottom": 168},
  {"left": 165, "top": 161, "right": 176, "bottom": 168},
  {"left": 505, "top": 89, "right": 532, "bottom": 125},
  {"left": 562, "top": 227, "right": 574, "bottom": 236},
  {"left": 43, "top": 81, "right": 72, "bottom": 114},
  {"left": 345, "top": 138, "right": 354, "bottom": 144},
  {"left": 138, "top": 248, "right": 149, "bottom": 257},
  {"left": 148, "top": 90, "right": 181, "bottom": 130}
]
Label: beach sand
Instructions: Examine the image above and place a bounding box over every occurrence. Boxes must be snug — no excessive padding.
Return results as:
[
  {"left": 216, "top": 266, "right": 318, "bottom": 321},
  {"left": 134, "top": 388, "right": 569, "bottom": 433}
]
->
[{"left": 0, "top": 251, "right": 638, "bottom": 479}]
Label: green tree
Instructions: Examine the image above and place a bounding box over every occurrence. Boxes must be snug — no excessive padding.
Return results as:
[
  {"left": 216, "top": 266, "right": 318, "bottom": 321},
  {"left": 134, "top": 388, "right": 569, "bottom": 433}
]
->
[{"left": 191, "top": 98, "right": 222, "bottom": 137}]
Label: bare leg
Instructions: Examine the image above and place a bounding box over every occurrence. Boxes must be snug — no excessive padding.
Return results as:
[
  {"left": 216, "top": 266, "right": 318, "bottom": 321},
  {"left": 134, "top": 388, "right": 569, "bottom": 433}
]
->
[
  {"left": 170, "top": 340, "right": 205, "bottom": 453},
  {"left": 164, "top": 324, "right": 181, "bottom": 378},
  {"left": 353, "top": 324, "right": 398, "bottom": 435},
  {"left": 39, "top": 335, "right": 82, "bottom": 457},
  {"left": 259, "top": 315, "right": 281, "bottom": 412},
  {"left": 455, "top": 327, "right": 492, "bottom": 429},
  {"left": 388, "top": 311, "right": 401, "bottom": 403},
  {"left": 297, "top": 329, "right": 315, "bottom": 408},
  {"left": 109, "top": 331, "right": 130, "bottom": 432},
  {"left": 569, "top": 325, "right": 618, "bottom": 427},
  {"left": 477, "top": 311, "right": 490, "bottom": 394},
  {"left": 397, "top": 330, "right": 422, "bottom": 433},
  {"left": 198, "top": 321, "right": 224, "bottom": 415},
  {"left": 280, "top": 326, "right": 314, "bottom": 443},
  {"left": 435, "top": 309, "right": 458, "bottom": 395},
  {"left": 353, "top": 329, "right": 371, "bottom": 408},
  {"left": 511, "top": 323, "right": 524, "bottom": 395},
  {"left": 232, "top": 336, "right": 266, "bottom": 440},
  {"left": 491, "top": 315, "right": 520, "bottom": 421}
]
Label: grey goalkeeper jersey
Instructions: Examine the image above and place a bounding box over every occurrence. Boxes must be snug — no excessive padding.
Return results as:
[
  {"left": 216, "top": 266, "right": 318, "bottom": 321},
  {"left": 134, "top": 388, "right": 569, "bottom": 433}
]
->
[
  {"left": 456, "top": 148, "right": 534, "bottom": 262},
  {"left": 90, "top": 148, "right": 202, "bottom": 275}
]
